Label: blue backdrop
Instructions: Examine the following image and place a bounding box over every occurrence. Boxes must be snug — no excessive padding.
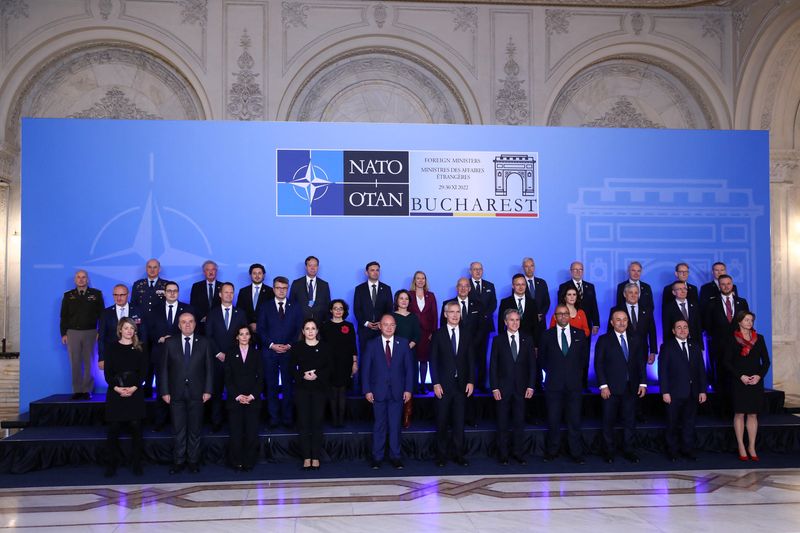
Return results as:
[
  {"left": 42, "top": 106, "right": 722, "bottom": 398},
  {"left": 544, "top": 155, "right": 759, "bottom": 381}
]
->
[{"left": 20, "top": 119, "right": 771, "bottom": 411}]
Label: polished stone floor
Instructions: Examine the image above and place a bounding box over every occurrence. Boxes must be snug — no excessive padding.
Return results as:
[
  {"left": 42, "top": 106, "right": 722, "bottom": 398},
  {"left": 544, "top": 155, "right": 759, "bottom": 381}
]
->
[{"left": 1, "top": 467, "right": 800, "bottom": 531}]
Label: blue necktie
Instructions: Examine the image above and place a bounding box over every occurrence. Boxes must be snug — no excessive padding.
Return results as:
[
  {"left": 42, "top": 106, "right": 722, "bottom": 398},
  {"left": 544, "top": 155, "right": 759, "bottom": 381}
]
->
[
  {"left": 184, "top": 336, "right": 191, "bottom": 364},
  {"left": 253, "top": 286, "right": 259, "bottom": 309},
  {"left": 450, "top": 327, "right": 457, "bottom": 355},
  {"left": 620, "top": 334, "right": 629, "bottom": 361},
  {"left": 224, "top": 307, "right": 230, "bottom": 330},
  {"left": 167, "top": 304, "right": 174, "bottom": 326},
  {"left": 528, "top": 279, "right": 535, "bottom": 298},
  {"left": 207, "top": 283, "right": 214, "bottom": 306}
]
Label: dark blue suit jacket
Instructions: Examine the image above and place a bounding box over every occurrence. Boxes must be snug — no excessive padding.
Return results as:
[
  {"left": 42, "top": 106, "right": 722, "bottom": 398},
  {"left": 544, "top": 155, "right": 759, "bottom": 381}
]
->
[
  {"left": 236, "top": 283, "right": 274, "bottom": 325},
  {"left": 189, "top": 279, "right": 223, "bottom": 323},
  {"left": 353, "top": 281, "right": 393, "bottom": 327},
  {"left": 615, "top": 280, "right": 655, "bottom": 312},
  {"left": 489, "top": 330, "right": 536, "bottom": 395},
  {"left": 361, "top": 335, "right": 414, "bottom": 402},
  {"left": 658, "top": 338, "right": 707, "bottom": 399},
  {"left": 440, "top": 297, "right": 485, "bottom": 347},
  {"left": 289, "top": 276, "right": 332, "bottom": 322},
  {"left": 256, "top": 299, "right": 303, "bottom": 350},
  {"left": 594, "top": 330, "right": 646, "bottom": 394},
  {"left": 205, "top": 305, "right": 249, "bottom": 355},
  {"left": 147, "top": 301, "right": 194, "bottom": 362},
  {"left": 469, "top": 279, "right": 497, "bottom": 333},
  {"left": 663, "top": 299, "right": 704, "bottom": 350},
  {"left": 608, "top": 304, "right": 658, "bottom": 357},
  {"left": 497, "top": 294, "right": 539, "bottom": 346},
  {"left": 429, "top": 324, "right": 475, "bottom": 393},
  {"left": 525, "top": 276, "right": 551, "bottom": 332},
  {"left": 539, "top": 325, "right": 588, "bottom": 392},
  {"left": 98, "top": 304, "right": 148, "bottom": 361}
]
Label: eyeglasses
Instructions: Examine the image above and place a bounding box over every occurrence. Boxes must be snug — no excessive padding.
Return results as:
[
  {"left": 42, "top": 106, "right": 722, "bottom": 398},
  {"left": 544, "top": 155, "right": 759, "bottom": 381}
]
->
[{"left": 555, "top": 312, "right": 570, "bottom": 316}]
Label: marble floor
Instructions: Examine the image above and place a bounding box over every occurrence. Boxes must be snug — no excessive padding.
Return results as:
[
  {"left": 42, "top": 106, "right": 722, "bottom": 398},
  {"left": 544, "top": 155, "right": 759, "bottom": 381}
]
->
[{"left": 1, "top": 468, "right": 800, "bottom": 531}]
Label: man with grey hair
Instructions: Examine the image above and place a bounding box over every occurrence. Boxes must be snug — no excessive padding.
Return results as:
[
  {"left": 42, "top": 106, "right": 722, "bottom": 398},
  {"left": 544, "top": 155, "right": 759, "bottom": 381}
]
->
[
  {"left": 131, "top": 258, "right": 171, "bottom": 313},
  {"left": 615, "top": 261, "right": 654, "bottom": 312},
  {"left": 190, "top": 260, "right": 223, "bottom": 334},
  {"left": 60, "top": 270, "right": 105, "bottom": 400}
]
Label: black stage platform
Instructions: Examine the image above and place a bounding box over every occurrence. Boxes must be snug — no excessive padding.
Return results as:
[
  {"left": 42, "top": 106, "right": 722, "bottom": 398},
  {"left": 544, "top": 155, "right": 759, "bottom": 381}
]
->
[{"left": 1, "top": 389, "right": 797, "bottom": 474}]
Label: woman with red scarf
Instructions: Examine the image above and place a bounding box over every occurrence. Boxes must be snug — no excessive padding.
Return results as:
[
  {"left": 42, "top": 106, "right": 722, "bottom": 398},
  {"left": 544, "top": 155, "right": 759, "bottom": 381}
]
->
[{"left": 724, "top": 310, "right": 770, "bottom": 461}]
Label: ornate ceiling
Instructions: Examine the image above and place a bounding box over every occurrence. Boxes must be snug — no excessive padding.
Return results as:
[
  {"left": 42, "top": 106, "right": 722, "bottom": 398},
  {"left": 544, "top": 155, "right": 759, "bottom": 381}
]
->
[{"left": 401, "top": 0, "right": 730, "bottom": 7}]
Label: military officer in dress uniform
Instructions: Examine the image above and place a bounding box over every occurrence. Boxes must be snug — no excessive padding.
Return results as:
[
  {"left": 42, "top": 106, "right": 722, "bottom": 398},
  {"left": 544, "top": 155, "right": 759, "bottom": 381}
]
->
[{"left": 131, "top": 258, "right": 171, "bottom": 313}]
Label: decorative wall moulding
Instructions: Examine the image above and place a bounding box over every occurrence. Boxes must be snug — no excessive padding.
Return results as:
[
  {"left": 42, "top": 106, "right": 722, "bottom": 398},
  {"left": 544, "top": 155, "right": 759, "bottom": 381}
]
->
[{"left": 388, "top": 0, "right": 728, "bottom": 8}]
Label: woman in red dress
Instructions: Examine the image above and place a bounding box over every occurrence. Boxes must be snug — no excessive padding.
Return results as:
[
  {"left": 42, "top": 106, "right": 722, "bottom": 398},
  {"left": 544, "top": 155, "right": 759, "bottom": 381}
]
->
[{"left": 408, "top": 270, "right": 438, "bottom": 394}]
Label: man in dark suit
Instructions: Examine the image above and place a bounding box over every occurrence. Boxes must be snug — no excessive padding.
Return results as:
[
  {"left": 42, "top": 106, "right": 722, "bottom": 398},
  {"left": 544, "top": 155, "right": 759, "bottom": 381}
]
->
[
  {"left": 608, "top": 283, "right": 658, "bottom": 368},
  {"left": 159, "top": 312, "right": 213, "bottom": 474},
  {"left": 540, "top": 304, "right": 589, "bottom": 463},
  {"left": 699, "top": 261, "right": 738, "bottom": 317},
  {"left": 522, "top": 257, "right": 550, "bottom": 344},
  {"left": 559, "top": 261, "right": 599, "bottom": 390},
  {"left": 98, "top": 283, "right": 148, "bottom": 369},
  {"left": 205, "top": 282, "right": 248, "bottom": 432},
  {"left": 353, "top": 261, "right": 393, "bottom": 363},
  {"left": 131, "top": 258, "right": 171, "bottom": 313},
  {"left": 489, "top": 308, "right": 534, "bottom": 464},
  {"left": 594, "top": 310, "right": 647, "bottom": 463},
  {"left": 290, "top": 255, "right": 331, "bottom": 322},
  {"left": 236, "top": 263, "right": 273, "bottom": 334},
  {"left": 257, "top": 276, "right": 303, "bottom": 427},
  {"left": 468, "top": 262, "right": 496, "bottom": 390},
  {"left": 615, "top": 261, "right": 654, "bottom": 312},
  {"left": 663, "top": 281, "right": 704, "bottom": 351},
  {"left": 659, "top": 318, "right": 707, "bottom": 461},
  {"left": 362, "top": 314, "right": 414, "bottom": 469},
  {"left": 498, "top": 274, "right": 540, "bottom": 389},
  {"left": 189, "top": 260, "right": 223, "bottom": 333},
  {"left": 660, "top": 263, "right": 699, "bottom": 318},
  {"left": 147, "top": 281, "right": 193, "bottom": 430},
  {"left": 430, "top": 301, "right": 475, "bottom": 467},
  {"left": 704, "top": 274, "right": 749, "bottom": 390}
]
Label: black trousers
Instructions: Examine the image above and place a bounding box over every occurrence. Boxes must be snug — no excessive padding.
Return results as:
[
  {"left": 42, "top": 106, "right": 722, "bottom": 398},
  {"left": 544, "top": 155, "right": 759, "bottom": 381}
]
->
[
  {"left": 106, "top": 419, "right": 143, "bottom": 466},
  {"left": 665, "top": 396, "right": 698, "bottom": 455},
  {"left": 435, "top": 388, "right": 465, "bottom": 459},
  {"left": 329, "top": 386, "right": 347, "bottom": 426},
  {"left": 170, "top": 390, "right": 205, "bottom": 465},
  {"left": 495, "top": 391, "right": 526, "bottom": 458},
  {"left": 228, "top": 401, "right": 261, "bottom": 467},
  {"left": 211, "top": 357, "right": 226, "bottom": 426},
  {"left": 295, "top": 387, "right": 326, "bottom": 459},
  {"left": 601, "top": 388, "right": 637, "bottom": 454},
  {"left": 545, "top": 389, "right": 583, "bottom": 457}
]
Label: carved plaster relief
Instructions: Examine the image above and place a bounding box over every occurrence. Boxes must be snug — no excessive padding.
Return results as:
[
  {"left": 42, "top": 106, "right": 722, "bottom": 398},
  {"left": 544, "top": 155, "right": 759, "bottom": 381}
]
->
[
  {"left": 1, "top": 0, "right": 91, "bottom": 66},
  {"left": 548, "top": 58, "right": 712, "bottom": 129},
  {"left": 282, "top": 2, "right": 369, "bottom": 75},
  {"left": 651, "top": 11, "right": 726, "bottom": 75},
  {"left": 394, "top": 5, "right": 478, "bottom": 76},
  {"left": 7, "top": 43, "right": 203, "bottom": 147},
  {"left": 225, "top": 2, "right": 267, "bottom": 120},
  {"left": 287, "top": 48, "right": 470, "bottom": 124},
  {"left": 545, "top": 9, "right": 626, "bottom": 79},
  {"left": 491, "top": 10, "right": 531, "bottom": 125},
  {"left": 119, "top": 0, "right": 207, "bottom": 71}
]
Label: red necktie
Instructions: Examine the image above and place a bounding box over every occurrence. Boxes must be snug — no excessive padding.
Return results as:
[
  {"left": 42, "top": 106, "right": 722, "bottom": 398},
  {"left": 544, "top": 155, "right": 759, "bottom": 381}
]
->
[
  {"left": 725, "top": 297, "right": 733, "bottom": 322},
  {"left": 385, "top": 339, "right": 391, "bottom": 367}
]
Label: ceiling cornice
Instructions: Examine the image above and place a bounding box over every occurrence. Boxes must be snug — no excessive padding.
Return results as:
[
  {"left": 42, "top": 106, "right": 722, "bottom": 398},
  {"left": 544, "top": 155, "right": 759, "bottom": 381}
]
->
[{"left": 390, "top": 0, "right": 730, "bottom": 9}]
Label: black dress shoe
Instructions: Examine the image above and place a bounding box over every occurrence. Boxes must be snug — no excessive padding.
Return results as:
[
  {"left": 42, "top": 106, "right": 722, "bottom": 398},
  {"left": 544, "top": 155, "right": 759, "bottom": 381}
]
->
[
  {"left": 242, "top": 465, "right": 253, "bottom": 472},
  {"left": 83, "top": 392, "right": 92, "bottom": 400},
  {"left": 667, "top": 453, "right": 678, "bottom": 463},
  {"left": 390, "top": 459, "right": 404, "bottom": 470},
  {"left": 680, "top": 451, "right": 697, "bottom": 461},
  {"left": 370, "top": 459, "right": 381, "bottom": 469},
  {"left": 571, "top": 455, "right": 586, "bottom": 465},
  {"left": 603, "top": 454, "right": 614, "bottom": 464},
  {"left": 623, "top": 452, "right": 640, "bottom": 464},
  {"left": 71, "top": 393, "right": 81, "bottom": 400},
  {"left": 169, "top": 463, "right": 185, "bottom": 475},
  {"left": 104, "top": 465, "right": 116, "bottom": 478},
  {"left": 511, "top": 454, "right": 527, "bottom": 465},
  {"left": 188, "top": 463, "right": 200, "bottom": 473},
  {"left": 454, "top": 456, "right": 469, "bottom": 467},
  {"left": 436, "top": 458, "right": 446, "bottom": 467},
  {"left": 499, "top": 456, "right": 509, "bottom": 465},
  {"left": 543, "top": 453, "right": 557, "bottom": 462}
]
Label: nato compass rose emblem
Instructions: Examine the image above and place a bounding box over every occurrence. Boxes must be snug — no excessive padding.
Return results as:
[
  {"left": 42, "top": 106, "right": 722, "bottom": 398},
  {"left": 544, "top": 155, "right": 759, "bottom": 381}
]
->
[{"left": 290, "top": 160, "right": 331, "bottom": 205}]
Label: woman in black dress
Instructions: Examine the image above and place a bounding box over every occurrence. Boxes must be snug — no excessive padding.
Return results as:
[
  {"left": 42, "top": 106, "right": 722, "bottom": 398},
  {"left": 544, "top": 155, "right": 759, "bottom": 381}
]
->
[
  {"left": 224, "top": 325, "right": 264, "bottom": 471},
  {"left": 291, "top": 319, "right": 330, "bottom": 470},
  {"left": 724, "top": 310, "right": 770, "bottom": 461},
  {"left": 104, "top": 317, "right": 148, "bottom": 477},
  {"left": 321, "top": 299, "right": 357, "bottom": 427}
]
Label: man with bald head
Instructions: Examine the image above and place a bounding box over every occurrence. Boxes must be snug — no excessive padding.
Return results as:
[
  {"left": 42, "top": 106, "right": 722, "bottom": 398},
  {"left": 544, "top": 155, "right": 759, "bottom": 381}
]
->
[
  {"left": 362, "top": 314, "right": 414, "bottom": 470},
  {"left": 131, "top": 258, "right": 171, "bottom": 313},
  {"left": 60, "top": 270, "right": 105, "bottom": 400}
]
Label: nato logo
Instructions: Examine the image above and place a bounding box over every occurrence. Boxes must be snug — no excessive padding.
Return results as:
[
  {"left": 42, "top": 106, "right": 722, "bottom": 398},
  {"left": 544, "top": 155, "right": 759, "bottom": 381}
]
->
[{"left": 277, "top": 149, "right": 410, "bottom": 216}]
